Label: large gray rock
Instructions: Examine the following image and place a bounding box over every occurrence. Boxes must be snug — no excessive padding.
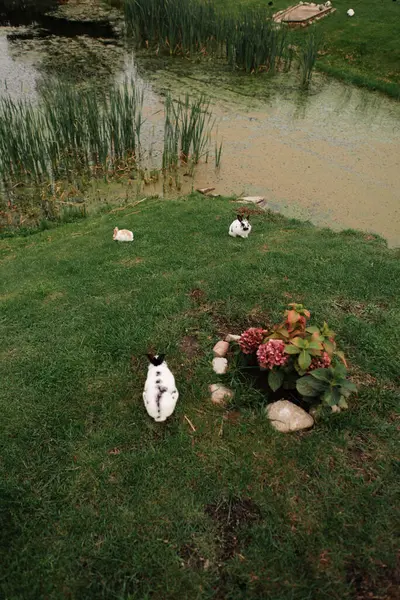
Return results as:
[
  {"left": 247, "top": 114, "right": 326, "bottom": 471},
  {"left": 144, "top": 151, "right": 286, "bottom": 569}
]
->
[{"left": 266, "top": 400, "right": 314, "bottom": 432}]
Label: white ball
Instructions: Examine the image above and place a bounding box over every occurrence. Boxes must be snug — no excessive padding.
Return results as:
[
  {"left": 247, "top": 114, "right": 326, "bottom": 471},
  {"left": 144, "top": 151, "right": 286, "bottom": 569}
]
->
[{"left": 347, "top": 8, "right": 355, "bottom": 16}]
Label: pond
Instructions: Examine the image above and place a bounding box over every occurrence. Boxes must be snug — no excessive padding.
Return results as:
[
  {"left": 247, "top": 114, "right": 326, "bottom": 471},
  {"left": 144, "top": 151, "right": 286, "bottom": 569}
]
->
[{"left": 1, "top": 3, "right": 399, "bottom": 246}]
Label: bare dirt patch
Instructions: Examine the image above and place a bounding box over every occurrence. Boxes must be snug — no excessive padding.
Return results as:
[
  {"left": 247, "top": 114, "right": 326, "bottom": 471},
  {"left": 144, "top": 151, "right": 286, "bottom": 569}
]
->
[
  {"left": 205, "top": 497, "right": 261, "bottom": 561},
  {"left": 43, "top": 291, "right": 64, "bottom": 304},
  {"left": 211, "top": 305, "right": 272, "bottom": 338},
  {"left": 332, "top": 298, "right": 388, "bottom": 322},
  {"left": 179, "top": 542, "right": 210, "bottom": 571},
  {"left": 118, "top": 257, "right": 143, "bottom": 267},
  {"left": 349, "top": 366, "right": 399, "bottom": 393},
  {"left": 349, "top": 366, "right": 378, "bottom": 389},
  {"left": 188, "top": 288, "right": 206, "bottom": 303},
  {"left": 345, "top": 434, "right": 381, "bottom": 483},
  {"left": 346, "top": 554, "right": 400, "bottom": 600},
  {"left": 235, "top": 206, "right": 265, "bottom": 218},
  {"left": 180, "top": 335, "right": 201, "bottom": 360}
]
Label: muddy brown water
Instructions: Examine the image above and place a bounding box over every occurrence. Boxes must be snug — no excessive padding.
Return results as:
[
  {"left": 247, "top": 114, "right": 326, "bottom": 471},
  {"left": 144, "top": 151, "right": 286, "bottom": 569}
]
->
[{"left": 1, "top": 10, "right": 399, "bottom": 246}]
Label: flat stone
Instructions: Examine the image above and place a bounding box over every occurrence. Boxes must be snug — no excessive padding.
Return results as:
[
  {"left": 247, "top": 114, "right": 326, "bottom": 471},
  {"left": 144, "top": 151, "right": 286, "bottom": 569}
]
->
[
  {"left": 266, "top": 400, "right": 314, "bottom": 432},
  {"left": 197, "top": 187, "right": 216, "bottom": 195},
  {"left": 213, "top": 340, "right": 229, "bottom": 357},
  {"left": 212, "top": 357, "right": 228, "bottom": 375},
  {"left": 225, "top": 334, "right": 241, "bottom": 342},
  {"left": 239, "top": 196, "right": 265, "bottom": 204},
  {"left": 209, "top": 384, "right": 234, "bottom": 406},
  {"left": 273, "top": 3, "right": 335, "bottom": 24}
]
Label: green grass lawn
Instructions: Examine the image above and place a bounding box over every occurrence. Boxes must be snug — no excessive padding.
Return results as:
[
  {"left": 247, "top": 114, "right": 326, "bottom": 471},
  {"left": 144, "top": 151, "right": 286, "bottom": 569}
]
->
[
  {"left": 214, "top": 0, "right": 400, "bottom": 97},
  {"left": 1, "top": 195, "right": 399, "bottom": 599}
]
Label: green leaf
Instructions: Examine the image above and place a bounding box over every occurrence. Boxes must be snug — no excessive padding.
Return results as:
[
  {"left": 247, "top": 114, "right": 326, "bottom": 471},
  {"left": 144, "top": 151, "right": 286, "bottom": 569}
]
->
[
  {"left": 278, "top": 328, "right": 290, "bottom": 338},
  {"left": 310, "top": 368, "right": 331, "bottom": 382},
  {"left": 324, "top": 340, "right": 335, "bottom": 356},
  {"left": 296, "top": 376, "right": 320, "bottom": 397},
  {"left": 309, "top": 348, "right": 322, "bottom": 357},
  {"left": 331, "top": 387, "right": 341, "bottom": 405},
  {"left": 304, "top": 377, "right": 326, "bottom": 390},
  {"left": 295, "top": 366, "right": 307, "bottom": 376},
  {"left": 284, "top": 344, "right": 300, "bottom": 355},
  {"left": 341, "top": 388, "right": 352, "bottom": 398},
  {"left": 338, "top": 397, "right": 349, "bottom": 409},
  {"left": 308, "top": 341, "right": 323, "bottom": 350},
  {"left": 291, "top": 337, "right": 305, "bottom": 348},
  {"left": 333, "top": 363, "right": 347, "bottom": 378},
  {"left": 340, "top": 380, "right": 357, "bottom": 392},
  {"left": 335, "top": 351, "right": 348, "bottom": 367},
  {"left": 306, "top": 326, "right": 320, "bottom": 334},
  {"left": 322, "top": 322, "right": 335, "bottom": 338},
  {"left": 322, "top": 390, "right": 334, "bottom": 406},
  {"left": 298, "top": 350, "right": 311, "bottom": 370},
  {"left": 268, "top": 369, "right": 284, "bottom": 392}
]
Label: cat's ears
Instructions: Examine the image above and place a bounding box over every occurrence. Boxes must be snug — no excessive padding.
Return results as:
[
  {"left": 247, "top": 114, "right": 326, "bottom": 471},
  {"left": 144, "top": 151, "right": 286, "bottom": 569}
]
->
[{"left": 146, "top": 353, "right": 166, "bottom": 366}]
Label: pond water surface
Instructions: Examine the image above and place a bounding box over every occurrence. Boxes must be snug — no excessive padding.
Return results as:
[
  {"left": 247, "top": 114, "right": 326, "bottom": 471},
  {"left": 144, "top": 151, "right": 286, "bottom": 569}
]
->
[{"left": 1, "top": 8, "right": 399, "bottom": 246}]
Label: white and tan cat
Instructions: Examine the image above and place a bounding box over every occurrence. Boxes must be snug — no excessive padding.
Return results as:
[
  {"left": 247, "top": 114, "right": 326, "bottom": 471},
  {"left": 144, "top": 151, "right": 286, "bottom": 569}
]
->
[{"left": 113, "top": 227, "right": 134, "bottom": 242}]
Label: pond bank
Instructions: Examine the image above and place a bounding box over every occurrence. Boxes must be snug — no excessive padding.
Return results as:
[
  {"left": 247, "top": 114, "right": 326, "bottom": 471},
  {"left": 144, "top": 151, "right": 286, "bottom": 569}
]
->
[{"left": 0, "top": 0, "right": 399, "bottom": 246}]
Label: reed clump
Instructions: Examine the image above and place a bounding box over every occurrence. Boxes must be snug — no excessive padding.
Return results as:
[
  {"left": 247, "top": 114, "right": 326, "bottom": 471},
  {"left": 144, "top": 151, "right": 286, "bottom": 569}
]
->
[
  {"left": 0, "top": 80, "right": 218, "bottom": 219},
  {"left": 299, "top": 27, "right": 323, "bottom": 87},
  {"left": 125, "top": 0, "right": 294, "bottom": 74},
  {"left": 0, "top": 78, "right": 143, "bottom": 191}
]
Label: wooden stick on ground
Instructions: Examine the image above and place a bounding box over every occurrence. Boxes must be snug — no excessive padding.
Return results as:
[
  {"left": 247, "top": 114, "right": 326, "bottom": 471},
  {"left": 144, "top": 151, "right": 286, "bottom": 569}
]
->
[{"left": 184, "top": 415, "right": 196, "bottom": 432}]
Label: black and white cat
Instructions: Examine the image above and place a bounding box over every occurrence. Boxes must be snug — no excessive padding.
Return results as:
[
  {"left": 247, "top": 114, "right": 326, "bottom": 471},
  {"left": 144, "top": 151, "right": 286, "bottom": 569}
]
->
[{"left": 143, "top": 354, "right": 179, "bottom": 422}]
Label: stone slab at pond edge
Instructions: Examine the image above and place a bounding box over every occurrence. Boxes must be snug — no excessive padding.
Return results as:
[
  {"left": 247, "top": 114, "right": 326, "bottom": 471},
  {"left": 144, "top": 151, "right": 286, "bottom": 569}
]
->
[{"left": 266, "top": 400, "right": 314, "bottom": 432}]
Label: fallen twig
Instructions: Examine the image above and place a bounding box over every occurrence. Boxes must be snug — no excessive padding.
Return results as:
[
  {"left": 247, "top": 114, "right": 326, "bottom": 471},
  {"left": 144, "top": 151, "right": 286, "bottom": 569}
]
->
[
  {"left": 184, "top": 415, "right": 196, "bottom": 432},
  {"left": 107, "top": 198, "right": 148, "bottom": 214},
  {"left": 122, "top": 210, "right": 141, "bottom": 217}
]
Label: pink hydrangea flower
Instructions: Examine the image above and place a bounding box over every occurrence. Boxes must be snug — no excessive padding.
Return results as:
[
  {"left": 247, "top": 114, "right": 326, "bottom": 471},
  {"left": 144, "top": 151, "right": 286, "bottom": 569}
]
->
[
  {"left": 309, "top": 352, "right": 332, "bottom": 370},
  {"left": 239, "top": 328, "right": 265, "bottom": 354},
  {"left": 257, "top": 339, "right": 288, "bottom": 369}
]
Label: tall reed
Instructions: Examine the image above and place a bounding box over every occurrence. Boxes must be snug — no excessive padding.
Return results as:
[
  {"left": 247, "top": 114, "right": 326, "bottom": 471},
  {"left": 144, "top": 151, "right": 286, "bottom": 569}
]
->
[
  {"left": 215, "top": 140, "right": 223, "bottom": 169},
  {"left": 299, "top": 28, "right": 322, "bottom": 87}
]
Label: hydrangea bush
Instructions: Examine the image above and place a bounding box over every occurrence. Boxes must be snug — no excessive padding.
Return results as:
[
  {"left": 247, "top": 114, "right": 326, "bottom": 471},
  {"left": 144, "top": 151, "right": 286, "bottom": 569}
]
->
[{"left": 238, "top": 304, "right": 357, "bottom": 409}]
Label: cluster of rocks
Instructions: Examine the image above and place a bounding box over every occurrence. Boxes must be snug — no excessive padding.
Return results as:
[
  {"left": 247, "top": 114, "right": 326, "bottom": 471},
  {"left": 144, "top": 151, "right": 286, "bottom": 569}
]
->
[
  {"left": 209, "top": 334, "right": 240, "bottom": 406},
  {"left": 209, "top": 334, "right": 315, "bottom": 433}
]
